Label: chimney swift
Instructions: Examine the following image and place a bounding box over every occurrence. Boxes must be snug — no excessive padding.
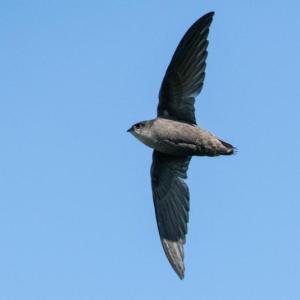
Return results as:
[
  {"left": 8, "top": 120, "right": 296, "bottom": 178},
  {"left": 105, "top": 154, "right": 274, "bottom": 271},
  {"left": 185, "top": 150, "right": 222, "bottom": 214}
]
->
[{"left": 128, "top": 11, "right": 235, "bottom": 279}]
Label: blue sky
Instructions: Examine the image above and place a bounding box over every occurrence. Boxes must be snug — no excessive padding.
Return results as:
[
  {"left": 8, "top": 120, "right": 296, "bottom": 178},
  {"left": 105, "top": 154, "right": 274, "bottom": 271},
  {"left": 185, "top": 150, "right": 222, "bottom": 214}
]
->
[{"left": 1, "top": 1, "right": 300, "bottom": 299}]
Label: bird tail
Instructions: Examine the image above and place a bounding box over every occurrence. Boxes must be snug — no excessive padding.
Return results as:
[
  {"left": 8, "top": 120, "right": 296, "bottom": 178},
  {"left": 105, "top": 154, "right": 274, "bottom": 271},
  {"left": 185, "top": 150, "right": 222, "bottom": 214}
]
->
[{"left": 218, "top": 139, "right": 236, "bottom": 155}]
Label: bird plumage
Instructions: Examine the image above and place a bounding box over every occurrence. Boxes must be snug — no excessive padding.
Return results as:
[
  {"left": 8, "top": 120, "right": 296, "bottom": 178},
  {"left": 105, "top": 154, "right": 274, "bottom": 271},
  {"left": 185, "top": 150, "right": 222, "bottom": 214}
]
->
[{"left": 128, "top": 11, "right": 235, "bottom": 279}]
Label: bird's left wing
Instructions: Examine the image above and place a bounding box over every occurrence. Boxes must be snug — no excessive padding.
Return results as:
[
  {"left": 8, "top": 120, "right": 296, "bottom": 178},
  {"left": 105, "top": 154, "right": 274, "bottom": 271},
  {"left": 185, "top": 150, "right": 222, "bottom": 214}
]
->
[
  {"left": 158, "top": 12, "right": 214, "bottom": 124},
  {"left": 151, "top": 150, "right": 191, "bottom": 279}
]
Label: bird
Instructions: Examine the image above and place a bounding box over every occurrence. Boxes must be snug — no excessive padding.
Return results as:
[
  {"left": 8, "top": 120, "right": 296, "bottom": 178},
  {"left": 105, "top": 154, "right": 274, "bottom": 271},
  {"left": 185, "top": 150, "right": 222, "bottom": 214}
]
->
[{"left": 127, "top": 11, "right": 235, "bottom": 279}]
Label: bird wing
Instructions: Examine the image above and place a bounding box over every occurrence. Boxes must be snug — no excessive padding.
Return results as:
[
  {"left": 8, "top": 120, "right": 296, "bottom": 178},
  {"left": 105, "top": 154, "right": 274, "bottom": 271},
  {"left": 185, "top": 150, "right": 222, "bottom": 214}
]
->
[
  {"left": 151, "top": 150, "right": 191, "bottom": 279},
  {"left": 157, "top": 12, "right": 214, "bottom": 125}
]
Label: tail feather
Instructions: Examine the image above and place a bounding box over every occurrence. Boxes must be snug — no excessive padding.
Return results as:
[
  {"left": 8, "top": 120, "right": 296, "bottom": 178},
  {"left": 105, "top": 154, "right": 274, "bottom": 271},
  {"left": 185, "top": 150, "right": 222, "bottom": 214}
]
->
[{"left": 218, "top": 139, "right": 236, "bottom": 155}]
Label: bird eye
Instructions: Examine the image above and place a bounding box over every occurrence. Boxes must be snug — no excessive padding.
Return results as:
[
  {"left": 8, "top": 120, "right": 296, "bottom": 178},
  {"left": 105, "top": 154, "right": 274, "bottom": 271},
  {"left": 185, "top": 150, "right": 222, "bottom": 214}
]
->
[{"left": 135, "top": 122, "right": 144, "bottom": 129}]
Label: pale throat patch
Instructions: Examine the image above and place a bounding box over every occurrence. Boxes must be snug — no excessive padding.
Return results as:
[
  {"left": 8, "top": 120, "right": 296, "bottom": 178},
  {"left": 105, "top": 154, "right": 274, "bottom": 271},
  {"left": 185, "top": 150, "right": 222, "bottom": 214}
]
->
[{"left": 132, "top": 131, "right": 156, "bottom": 149}]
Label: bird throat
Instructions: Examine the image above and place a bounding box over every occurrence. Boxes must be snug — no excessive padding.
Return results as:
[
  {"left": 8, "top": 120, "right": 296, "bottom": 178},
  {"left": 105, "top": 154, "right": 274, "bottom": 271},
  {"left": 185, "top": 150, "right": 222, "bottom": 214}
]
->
[{"left": 132, "top": 131, "right": 156, "bottom": 150}]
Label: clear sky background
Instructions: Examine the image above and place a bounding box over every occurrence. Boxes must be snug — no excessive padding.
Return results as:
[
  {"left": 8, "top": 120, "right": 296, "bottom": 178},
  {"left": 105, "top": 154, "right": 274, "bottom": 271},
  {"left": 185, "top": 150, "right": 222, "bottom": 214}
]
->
[{"left": 1, "top": 1, "right": 300, "bottom": 299}]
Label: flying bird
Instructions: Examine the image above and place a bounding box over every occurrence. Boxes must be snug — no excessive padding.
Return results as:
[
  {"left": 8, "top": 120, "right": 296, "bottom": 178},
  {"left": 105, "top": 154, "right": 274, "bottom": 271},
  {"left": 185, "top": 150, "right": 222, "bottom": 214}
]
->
[{"left": 128, "top": 11, "right": 235, "bottom": 279}]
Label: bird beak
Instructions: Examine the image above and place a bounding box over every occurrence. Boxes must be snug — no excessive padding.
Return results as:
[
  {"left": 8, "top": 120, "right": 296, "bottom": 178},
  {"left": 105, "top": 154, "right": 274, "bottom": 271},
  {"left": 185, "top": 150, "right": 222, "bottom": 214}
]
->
[{"left": 127, "top": 126, "right": 133, "bottom": 132}]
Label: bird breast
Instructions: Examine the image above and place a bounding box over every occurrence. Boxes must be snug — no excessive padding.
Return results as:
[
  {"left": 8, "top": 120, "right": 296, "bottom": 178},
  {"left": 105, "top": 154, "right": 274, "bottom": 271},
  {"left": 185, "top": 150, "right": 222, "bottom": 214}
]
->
[
  {"left": 148, "top": 118, "right": 201, "bottom": 155},
  {"left": 150, "top": 118, "right": 226, "bottom": 156}
]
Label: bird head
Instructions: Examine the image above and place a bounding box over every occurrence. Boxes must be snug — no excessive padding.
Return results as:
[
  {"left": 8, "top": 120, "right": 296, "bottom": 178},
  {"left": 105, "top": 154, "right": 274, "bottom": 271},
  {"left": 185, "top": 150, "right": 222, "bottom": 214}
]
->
[{"left": 127, "top": 121, "right": 147, "bottom": 136}]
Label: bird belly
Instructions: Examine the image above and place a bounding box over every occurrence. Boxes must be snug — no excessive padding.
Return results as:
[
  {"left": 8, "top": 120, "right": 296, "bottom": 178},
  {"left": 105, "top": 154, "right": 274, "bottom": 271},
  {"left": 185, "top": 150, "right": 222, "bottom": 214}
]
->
[
  {"left": 132, "top": 129, "right": 196, "bottom": 155},
  {"left": 152, "top": 120, "right": 234, "bottom": 156},
  {"left": 155, "top": 136, "right": 233, "bottom": 156},
  {"left": 154, "top": 139, "right": 199, "bottom": 156},
  {"left": 133, "top": 118, "right": 234, "bottom": 156}
]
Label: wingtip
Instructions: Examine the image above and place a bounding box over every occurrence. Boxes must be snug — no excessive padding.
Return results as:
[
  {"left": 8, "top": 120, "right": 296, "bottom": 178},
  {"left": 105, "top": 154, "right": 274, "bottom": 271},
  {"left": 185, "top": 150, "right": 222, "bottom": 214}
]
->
[
  {"left": 195, "top": 11, "right": 215, "bottom": 30},
  {"left": 161, "top": 238, "right": 186, "bottom": 280},
  {"left": 204, "top": 11, "right": 215, "bottom": 19},
  {"left": 206, "top": 12, "right": 215, "bottom": 24},
  {"left": 177, "top": 270, "right": 185, "bottom": 280}
]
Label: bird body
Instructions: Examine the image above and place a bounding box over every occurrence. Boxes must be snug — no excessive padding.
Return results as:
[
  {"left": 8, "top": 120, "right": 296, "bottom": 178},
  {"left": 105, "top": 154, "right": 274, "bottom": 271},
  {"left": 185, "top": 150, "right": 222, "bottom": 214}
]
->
[
  {"left": 129, "top": 117, "right": 234, "bottom": 156},
  {"left": 128, "top": 11, "right": 235, "bottom": 279}
]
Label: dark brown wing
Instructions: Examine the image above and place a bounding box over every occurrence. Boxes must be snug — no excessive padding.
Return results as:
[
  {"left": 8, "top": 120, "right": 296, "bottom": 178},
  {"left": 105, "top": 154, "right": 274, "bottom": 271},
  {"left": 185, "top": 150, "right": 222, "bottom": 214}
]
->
[
  {"left": 158, "top": 12, "right": 214, "bottom": 124},
  {"left": 151, "top": 150, "right": 191, "bottom": 279}
]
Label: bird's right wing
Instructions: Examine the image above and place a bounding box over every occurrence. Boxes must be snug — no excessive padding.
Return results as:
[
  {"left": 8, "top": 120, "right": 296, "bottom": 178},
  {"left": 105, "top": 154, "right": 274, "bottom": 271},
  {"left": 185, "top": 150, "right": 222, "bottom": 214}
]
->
[
  {"left": 151, "top": 150, "right": 191, "bottom": 279},
  {"left": 158, "top": 12, "right": 214, "bottom": 125}
]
